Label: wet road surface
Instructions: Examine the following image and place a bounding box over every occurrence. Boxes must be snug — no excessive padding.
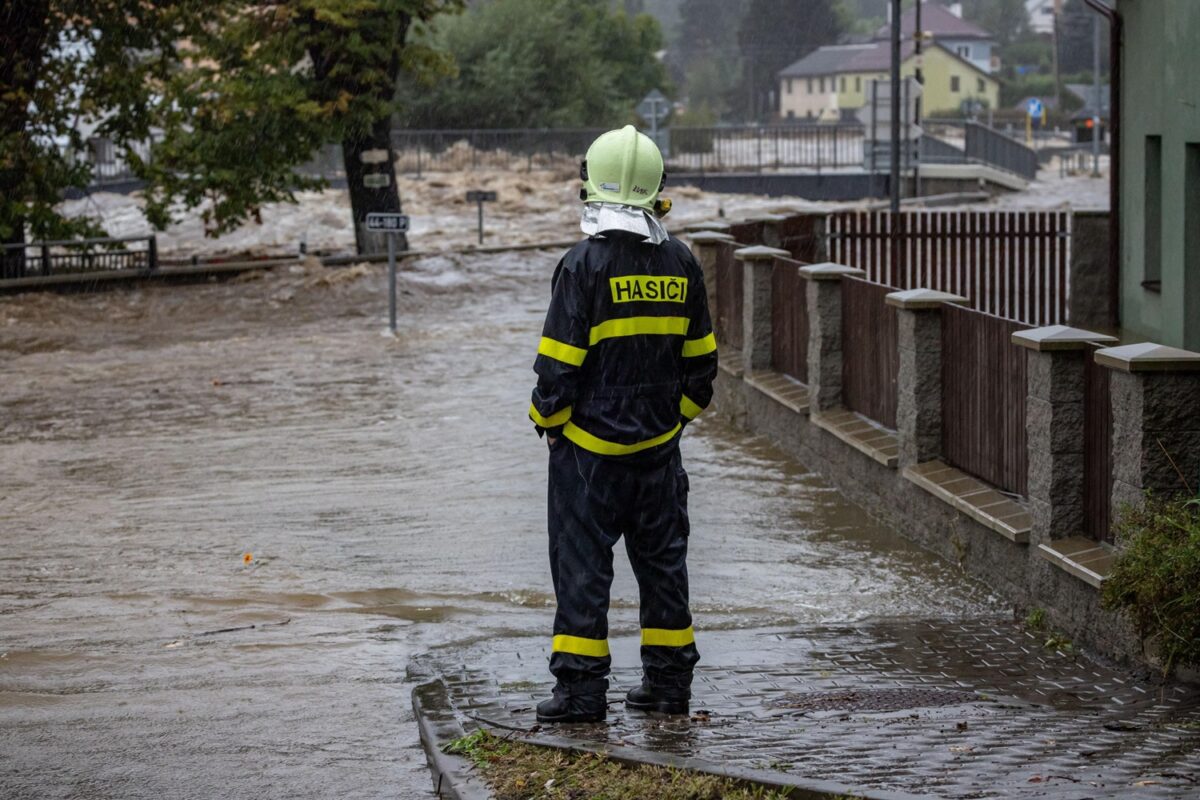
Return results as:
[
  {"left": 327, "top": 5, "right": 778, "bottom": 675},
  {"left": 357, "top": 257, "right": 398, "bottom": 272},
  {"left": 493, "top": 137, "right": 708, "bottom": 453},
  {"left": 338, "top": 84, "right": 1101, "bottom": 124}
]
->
[{"left": 1, "top": 250, "right": 1000, "bottom": 798}]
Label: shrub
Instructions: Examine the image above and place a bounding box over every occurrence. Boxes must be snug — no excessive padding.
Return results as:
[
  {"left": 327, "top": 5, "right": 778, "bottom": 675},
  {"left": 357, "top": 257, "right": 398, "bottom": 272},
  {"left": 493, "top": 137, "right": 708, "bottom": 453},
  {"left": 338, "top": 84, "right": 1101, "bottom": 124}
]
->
[{"left": 1102, "top": 495, "right": 1200, "bottom": 674}]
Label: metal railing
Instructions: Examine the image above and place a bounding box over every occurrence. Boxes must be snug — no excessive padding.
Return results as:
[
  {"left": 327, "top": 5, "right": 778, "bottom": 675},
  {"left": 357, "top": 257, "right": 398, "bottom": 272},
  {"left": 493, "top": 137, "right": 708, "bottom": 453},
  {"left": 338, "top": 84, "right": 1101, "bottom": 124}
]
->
[
  {"left": 964, "top": 122, "right": 1039, "bottom": 181},
  {"left": 0, "top": 235, "right": 158, "bottom": 280}
]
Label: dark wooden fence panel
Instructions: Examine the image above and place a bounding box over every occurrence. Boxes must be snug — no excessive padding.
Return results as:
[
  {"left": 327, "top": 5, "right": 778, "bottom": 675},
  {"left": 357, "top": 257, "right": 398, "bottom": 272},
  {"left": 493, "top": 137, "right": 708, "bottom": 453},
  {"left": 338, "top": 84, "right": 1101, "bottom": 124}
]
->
[
  {"left": 770, "top": 257, "right": 808, "bottom": 383},
  {"left": 841, "top": 277, "right": 899, "bottom": 428},
  {"left": 941, "top": 304, "right": 1031, "bottom": 495},
  {"left": 1083, "top": 349, "right": 1114, "bottom": 543},
  {"left": 779, "top": 214, "right": 822, "bottom": 262},
  {"left": 714, "top": 242, "right": 744, "bottom": 350},
  {"left": 727, "top": 220, "right": 763, "bottom": 246},
  {"left": 827, "top": 210, "right": 1071, "bottom": 327}
]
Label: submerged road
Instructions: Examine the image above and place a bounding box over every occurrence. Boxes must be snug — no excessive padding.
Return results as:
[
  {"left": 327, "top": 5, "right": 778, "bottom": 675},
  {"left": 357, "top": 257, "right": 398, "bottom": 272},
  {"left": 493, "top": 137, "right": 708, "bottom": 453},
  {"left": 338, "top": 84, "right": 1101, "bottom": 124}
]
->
[{"left": 0, "top": 250, "right": 999, "bottom": 799}]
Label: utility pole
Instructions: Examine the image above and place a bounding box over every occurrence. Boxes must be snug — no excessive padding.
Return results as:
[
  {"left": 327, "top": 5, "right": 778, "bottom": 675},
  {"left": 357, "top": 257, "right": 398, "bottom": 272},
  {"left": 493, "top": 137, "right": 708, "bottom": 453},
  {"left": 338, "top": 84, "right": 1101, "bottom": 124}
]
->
[
  {"left": 890, "top": 0, "right": 901, "bottom": 213},
  {"left": 1092, "top": 12, "right": 1102, "bottom": 176},
  {"left": 1052, "top": 0, "right": 1063, "bottom": 115},
  {"left": 914, "top": 0, "right": 924, "bottom": 198}
]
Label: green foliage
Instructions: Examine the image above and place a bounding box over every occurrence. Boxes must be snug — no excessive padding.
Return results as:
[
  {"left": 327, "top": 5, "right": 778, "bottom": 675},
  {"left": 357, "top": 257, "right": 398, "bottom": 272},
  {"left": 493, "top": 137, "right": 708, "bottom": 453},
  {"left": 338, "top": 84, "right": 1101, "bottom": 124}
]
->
[
  {"left": 399, "top": 0, "right": 670, "bottom": 128},
  {"left": 669, "top": 0, "right": 746, "bottom": 119},
  {"left": 1103, "top": 496, "right": 1200, "bottom": 674},
  {"left": 959, "top": 0, "right": 1029, "bottom": 47},
  {"left": 2, "top": 1, "right": 461, "bottom": 243},
  {"left": 1025, "top": 607, "right": 1047, "bottom": 631},
  {"left": 734, "top": 0, "right": 844, "bottom": 121}
]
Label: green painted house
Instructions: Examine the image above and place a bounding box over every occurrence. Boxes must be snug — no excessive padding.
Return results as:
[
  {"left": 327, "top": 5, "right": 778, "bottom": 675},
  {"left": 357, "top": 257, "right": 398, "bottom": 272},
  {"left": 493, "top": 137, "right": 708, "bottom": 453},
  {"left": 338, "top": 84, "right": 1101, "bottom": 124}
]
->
[{"left": 1118, "top": 0, "right": 1200, "bottom": 349}]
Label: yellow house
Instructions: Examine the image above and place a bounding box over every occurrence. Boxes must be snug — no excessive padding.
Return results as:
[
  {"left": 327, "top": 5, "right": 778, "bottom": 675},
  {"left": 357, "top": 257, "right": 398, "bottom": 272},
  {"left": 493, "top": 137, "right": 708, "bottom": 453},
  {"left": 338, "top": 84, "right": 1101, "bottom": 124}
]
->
[{"left": 779, "top": 41, "right": 999, "bottom": 121}]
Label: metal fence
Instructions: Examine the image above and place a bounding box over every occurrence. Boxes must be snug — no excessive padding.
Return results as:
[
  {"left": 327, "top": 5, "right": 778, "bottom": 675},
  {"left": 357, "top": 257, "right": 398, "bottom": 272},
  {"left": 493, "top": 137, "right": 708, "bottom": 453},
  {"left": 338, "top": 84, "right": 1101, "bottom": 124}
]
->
[
  {"left": 841, "top": 276, "right": 899, "bottom": 429},
  {"left": 669, "top": 125, "right": 865, "bottom": 173},
  {"left": 964, "top": 122, "right": 1039, "bottom": 181},
  {"left": 390, "top": 128, "right": 605, "bottom": 176},
  {"left": 770, "top": 256, "right": 809, "bottom": 383},
  {"left": 940, "top": 303, "right": 1031, "bottom": 496},
  {"left": 826, "top": 210, "right": 1071, "bottom": 327},
  {"left": 0, "top": 235, "right": 158, "bottom": 280}
]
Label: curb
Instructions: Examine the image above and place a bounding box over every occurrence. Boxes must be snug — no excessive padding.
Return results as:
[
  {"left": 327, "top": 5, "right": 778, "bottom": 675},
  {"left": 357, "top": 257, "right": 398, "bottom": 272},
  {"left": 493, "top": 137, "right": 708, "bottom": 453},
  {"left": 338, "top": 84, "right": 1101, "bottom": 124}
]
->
[
  {"left": 411, "top": 680, "right": 494, "bottom": 800},
  {"left": 412, "top": 676, "right": 927, "bottom": 800}
]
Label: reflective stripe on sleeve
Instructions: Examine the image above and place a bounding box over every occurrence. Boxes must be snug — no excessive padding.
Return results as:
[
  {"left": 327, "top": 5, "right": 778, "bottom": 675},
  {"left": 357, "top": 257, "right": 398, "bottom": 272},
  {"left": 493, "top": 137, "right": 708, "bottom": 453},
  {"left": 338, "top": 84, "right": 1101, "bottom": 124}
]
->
[
  {"left": 529, "top": 403, "right": 572, "bottom": 428},
  {"left": 680, "top": 395, "right": 705, "bottom": 420},
  {"left": 552, "top": 634, "right": 610, "bottom": 658},
  {"left": 588, "top": 316, "right": 690, "bottom": 346},
  {"left": 538, "top": 336, "right": 587, "bottom": 367},
  {"left": 562, "top": 421, "right": 682, "bottom": 457},
  {"left": 682, "top": 332, "right": 717, "bottom": 357},
  {"left": 641, "top": 626, "right": 695, "bottom": 648}
]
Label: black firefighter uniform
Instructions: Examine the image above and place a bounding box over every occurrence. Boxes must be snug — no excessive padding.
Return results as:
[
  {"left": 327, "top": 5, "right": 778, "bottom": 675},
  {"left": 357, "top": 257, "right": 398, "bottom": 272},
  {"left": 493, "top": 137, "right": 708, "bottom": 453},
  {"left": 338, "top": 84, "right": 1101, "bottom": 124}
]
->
[{"left": 529, "top": 229, "right": 718, "bottom": 694}]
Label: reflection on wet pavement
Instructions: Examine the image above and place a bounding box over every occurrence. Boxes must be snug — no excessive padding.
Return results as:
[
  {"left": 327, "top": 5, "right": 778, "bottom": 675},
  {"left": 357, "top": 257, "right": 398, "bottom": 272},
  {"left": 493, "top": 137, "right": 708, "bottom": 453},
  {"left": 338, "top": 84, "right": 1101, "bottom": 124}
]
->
[{"left": 3, "top": 250, "right": 1000, "bottom": 798}]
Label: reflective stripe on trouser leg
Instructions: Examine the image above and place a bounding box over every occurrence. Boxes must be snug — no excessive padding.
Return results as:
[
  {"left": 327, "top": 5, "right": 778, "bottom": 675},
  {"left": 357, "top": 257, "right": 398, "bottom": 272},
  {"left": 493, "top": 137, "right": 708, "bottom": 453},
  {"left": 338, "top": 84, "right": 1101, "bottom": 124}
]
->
[
  {"left": 622, "top": 448, "right": 699, "bottom": 691},
  {"left": 547, "top": 440, "right": 619, "bottom": 688}
]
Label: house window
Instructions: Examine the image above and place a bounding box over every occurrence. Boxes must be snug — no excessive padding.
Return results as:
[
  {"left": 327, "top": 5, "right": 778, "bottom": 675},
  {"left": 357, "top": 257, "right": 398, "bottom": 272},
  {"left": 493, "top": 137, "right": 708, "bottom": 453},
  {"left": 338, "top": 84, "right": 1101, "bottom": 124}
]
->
[
  {"left": 957, "top": 45, "right": 970, "bottom": 58},
  {"left": 807, "top": 78, "right": 813, "bottom": 94},
  {"left": 977, "top": 77, "right": 985, "bottom": 93},
  {"left": 840, "top": 77, "right": 846, "bottom": 92},
  {"left": 787, "top": 78, "right": 793, "bottom": 94},
  {"left": 855, "top": 76, "right": 861, "bottom": 92},
  {"left": 787, "top": 110, "right": 795, "bottom": 119},
  {"left": 1144, "top": 135, "right": 1163, "bottom": 288},
  {"left": 819, "top": 77, "right": 825, "bottom": 93},
  {"left": 951, "top": 75, "right": 960, "bottom": 93}
]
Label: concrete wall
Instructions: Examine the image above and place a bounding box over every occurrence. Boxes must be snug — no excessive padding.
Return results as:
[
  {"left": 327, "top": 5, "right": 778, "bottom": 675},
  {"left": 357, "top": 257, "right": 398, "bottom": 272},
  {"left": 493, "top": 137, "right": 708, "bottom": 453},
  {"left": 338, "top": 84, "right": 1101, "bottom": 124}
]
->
[{"left": 1117, "top": 0, "right": 1200, "bottom": 349}]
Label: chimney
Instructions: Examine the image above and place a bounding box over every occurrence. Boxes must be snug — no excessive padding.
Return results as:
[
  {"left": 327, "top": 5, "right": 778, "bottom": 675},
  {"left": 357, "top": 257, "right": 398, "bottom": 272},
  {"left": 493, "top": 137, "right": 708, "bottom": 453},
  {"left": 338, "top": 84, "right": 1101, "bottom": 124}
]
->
[{"left": 949, "top": 2, "right": 964, "bottom": 17}]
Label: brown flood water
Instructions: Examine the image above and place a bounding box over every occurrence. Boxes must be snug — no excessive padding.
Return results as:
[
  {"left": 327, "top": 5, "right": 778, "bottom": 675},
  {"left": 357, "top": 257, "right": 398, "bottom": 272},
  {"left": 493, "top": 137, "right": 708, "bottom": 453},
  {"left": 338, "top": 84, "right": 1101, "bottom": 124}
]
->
[{"left": 0, "top": 251, "right": 1000, "bottom": 799}]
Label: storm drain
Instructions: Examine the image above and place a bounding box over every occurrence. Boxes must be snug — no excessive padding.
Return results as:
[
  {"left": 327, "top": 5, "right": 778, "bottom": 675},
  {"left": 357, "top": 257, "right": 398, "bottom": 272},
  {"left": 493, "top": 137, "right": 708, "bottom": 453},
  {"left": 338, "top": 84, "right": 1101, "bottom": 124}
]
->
[{"left": 771, "top": 688, "right": 981, "bottom": 713}]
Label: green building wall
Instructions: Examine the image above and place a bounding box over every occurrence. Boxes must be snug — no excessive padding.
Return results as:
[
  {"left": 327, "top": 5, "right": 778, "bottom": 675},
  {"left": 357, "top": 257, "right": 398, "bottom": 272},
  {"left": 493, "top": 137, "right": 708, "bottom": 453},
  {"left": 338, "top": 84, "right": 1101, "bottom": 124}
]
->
[{"left": 1118, "top": 0, "right": 1200, "bottom": 349}]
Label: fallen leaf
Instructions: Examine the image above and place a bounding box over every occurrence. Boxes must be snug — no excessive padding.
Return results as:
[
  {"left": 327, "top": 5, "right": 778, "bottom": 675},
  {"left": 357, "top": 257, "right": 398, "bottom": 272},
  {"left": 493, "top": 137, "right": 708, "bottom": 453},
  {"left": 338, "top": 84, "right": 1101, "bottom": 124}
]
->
[{"left": 243, "top": 552, "right": 253, "bottom": 565}]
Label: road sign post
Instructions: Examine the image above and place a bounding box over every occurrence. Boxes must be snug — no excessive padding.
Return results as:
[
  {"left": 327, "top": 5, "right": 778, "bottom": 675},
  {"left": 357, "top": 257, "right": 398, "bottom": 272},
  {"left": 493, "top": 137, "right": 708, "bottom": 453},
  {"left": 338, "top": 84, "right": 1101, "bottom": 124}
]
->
[
  {"left": 637, "top": 89, "right": 670, "bottom": 155},
  {"left": 365, "top": 212, "right": 411, "bottom": 334},
  {"left": 465, "top": 190, "right": 497, "bottom": 246}
]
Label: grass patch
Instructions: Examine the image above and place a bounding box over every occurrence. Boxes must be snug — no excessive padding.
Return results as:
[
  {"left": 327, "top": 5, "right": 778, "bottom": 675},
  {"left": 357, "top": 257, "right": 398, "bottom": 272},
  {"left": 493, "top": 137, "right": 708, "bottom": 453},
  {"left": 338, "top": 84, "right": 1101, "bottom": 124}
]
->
[
  {"left": 443, "top": 729, "right": 796, "bottom": 799},
  {"left": 1103, "top": 495, "right": 1200, "bottom": 674}
]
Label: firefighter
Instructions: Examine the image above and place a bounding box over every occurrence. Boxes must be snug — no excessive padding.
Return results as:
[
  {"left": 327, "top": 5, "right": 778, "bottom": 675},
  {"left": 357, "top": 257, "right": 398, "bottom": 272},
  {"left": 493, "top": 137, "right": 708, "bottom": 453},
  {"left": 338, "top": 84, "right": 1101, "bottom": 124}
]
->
[{"left": 528, "top": 125, "right": 718, "bottom": 723}]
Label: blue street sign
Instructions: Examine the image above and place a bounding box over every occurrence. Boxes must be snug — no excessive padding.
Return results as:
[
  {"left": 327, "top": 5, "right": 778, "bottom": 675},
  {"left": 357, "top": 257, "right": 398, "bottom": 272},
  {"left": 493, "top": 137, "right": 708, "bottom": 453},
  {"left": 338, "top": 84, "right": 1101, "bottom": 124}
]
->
[{"left": 1027, "top": 98, "right": 1044, "bottom": 119}]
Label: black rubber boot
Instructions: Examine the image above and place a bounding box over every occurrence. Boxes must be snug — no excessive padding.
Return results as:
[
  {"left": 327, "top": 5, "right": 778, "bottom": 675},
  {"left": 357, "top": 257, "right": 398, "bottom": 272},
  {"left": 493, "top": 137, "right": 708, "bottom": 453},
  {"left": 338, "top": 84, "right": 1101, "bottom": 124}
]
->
[
  {"left": 536, "top": 681, "right": 608, "bottom": 723},
  {"left": 625, "top": 682, "right": 689, "bottom": 715}
]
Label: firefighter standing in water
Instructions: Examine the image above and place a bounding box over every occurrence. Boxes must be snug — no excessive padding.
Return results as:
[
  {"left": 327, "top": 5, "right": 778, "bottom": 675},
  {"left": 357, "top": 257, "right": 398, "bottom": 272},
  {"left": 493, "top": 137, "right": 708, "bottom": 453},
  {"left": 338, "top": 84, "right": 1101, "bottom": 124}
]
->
[{"left": 528, "top": 126, "right": 718, "bottom": 723}]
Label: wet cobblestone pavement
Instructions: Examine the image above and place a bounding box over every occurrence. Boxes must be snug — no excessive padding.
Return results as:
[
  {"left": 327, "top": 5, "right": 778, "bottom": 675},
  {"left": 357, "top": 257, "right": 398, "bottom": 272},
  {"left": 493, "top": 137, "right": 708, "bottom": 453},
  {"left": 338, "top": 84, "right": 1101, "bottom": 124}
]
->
[{"left": 422, "top": 618, "right": 1200, "bottom": 799}]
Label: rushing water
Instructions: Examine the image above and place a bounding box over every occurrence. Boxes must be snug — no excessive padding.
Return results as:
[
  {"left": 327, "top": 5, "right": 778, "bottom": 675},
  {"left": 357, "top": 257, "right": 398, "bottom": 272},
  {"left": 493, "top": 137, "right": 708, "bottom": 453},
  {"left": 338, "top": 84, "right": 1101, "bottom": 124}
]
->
[{"left": 0, "top": 251, "right": 1000, "bottom": 799}]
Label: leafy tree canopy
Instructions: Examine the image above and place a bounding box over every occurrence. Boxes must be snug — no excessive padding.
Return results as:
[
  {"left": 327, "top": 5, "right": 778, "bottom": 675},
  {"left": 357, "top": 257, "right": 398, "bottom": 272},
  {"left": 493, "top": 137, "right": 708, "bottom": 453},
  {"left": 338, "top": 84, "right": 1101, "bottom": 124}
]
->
[
  {"left": 398, "top": 0, "right": 670, "bottom": 128},
  {"left": 1, "top": 0, "right": 461, "bottom": 247}
]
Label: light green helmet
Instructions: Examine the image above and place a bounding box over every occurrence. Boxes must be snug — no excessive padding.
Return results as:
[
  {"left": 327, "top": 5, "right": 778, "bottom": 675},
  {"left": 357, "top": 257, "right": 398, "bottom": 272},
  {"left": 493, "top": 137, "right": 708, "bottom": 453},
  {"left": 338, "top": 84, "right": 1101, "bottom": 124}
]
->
[{"left": 580, "top": 125, "right": 665, "bottom": 212}]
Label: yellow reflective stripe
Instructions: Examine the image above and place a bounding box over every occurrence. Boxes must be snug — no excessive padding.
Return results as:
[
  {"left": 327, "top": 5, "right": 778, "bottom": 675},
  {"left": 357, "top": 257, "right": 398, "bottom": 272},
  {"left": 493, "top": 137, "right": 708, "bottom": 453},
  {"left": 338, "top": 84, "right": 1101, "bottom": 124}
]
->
[
  {"left": 680, "top": 395, "right": 705, "bottom": 420},
  {"left": 682, "top": 332, "right": 717, "bottom": 357},
  {"left": 562, "top": 421, "right": 682, "bottom": 457},
  {"left": 538, "top": 336, "right": 587, "bottom": 367},
  {"left": 641, "top": 626, "right": 695, "bottom": 648},
  {"left": 529, "top": 403, "right": 571, "bottom": 428},
  {"left": 588, "top": 316, "right": 690, "bottom": 346},
  {"left": 552, "top": 634, "right": 610, "bottom": 658}
]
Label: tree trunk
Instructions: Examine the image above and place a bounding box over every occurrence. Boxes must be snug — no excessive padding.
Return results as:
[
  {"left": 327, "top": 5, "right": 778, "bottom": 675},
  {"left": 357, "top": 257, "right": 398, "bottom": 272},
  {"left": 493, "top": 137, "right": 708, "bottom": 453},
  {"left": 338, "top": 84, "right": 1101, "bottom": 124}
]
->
[
  {"left": 0, "top": 0, "right": 51, "bottom": 277},
  {"left": 342, "top": 115, "right": 406, "bottom": 255}
]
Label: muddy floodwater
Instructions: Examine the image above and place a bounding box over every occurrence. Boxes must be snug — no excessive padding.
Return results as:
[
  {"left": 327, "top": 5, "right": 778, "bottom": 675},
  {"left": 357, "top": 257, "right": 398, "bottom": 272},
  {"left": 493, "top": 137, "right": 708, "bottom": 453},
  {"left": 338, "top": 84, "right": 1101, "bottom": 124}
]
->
[{"left": 0, "top": 249, "right": 1000, "bottom": 799}]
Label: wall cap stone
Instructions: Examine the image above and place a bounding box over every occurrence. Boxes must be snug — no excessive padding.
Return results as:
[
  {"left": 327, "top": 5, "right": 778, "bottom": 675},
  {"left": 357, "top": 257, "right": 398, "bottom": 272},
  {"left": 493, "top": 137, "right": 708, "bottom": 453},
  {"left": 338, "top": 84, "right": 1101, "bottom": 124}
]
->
[
  {"left": 1094, "top": 342, "right": 1200, "bottom": 372},
  {"left": 747, "top": 213, "right": 789, "bottom": 223},
  {"left": 885, "top": 288, "right": 969, "bottom": 310},
  {"left": 1012, "top": 325, "right": 1119, "bottom": 352},
  {"left": 734, "top": 245, "right": 791, "bottom": 261},
  {"left": 688, "top": 231, "right": 737, "bottom": 244},
  {"left": 799, "top": 262, "right": 865, "bottom": 280},
  {"left": 683, "top": 221, "right": 732, "bottom": 233}
]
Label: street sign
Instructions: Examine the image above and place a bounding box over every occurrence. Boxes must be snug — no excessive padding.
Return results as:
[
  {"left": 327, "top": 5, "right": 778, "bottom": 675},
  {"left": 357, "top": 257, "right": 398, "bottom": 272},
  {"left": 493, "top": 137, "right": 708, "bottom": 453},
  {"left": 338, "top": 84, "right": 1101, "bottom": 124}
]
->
[
  {"left": 466, "top": 190, "right": 497, "bottom": 245},
  {"left": 365, "top": 212, "right": 410, "bottom": 232},
  {"left": 363, "top": 173, "right": 390, "bottom": 189},
  {"left": 1026, "top": 97, "right": 1044, "bottom": 119},
  {"left": 636, "top": 89, "right": 670, "bottom": 125},
  {"left": 366, "top": 213, "right": 410, "bottom": 335}
]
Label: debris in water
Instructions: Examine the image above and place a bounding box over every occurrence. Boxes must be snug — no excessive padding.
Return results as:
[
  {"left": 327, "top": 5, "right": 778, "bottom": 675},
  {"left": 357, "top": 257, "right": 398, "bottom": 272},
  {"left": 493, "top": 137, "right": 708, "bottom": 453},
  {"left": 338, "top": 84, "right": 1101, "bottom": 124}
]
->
[{"left": 242, "top": 552, "right": 253, "bottom": 565}]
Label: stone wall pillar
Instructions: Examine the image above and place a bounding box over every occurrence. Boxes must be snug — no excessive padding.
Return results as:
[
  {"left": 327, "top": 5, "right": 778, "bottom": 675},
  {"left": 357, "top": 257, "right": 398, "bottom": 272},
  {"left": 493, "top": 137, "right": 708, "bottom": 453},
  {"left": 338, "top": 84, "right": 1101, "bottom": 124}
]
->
[
  {"left": 886, "top": 289, "right": 970, "bottom": 469},
  {"left": 1096, "top": 343, "right": 1200, "bottom": 524},
  {"left": 736, "top": 245, "right": 790, "bottom": 373},
  {"left": 799, "top": 263, "right": 864, "bottom": 412},
  {"left": 689, "top": 231, "right": 736, "bottom": 321},
  {"left": 1013, "top": 326, "right": 1118, "bottom": 546},
  {"left": 748, "top": 213, "right": 787, "bottom": 250}
]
